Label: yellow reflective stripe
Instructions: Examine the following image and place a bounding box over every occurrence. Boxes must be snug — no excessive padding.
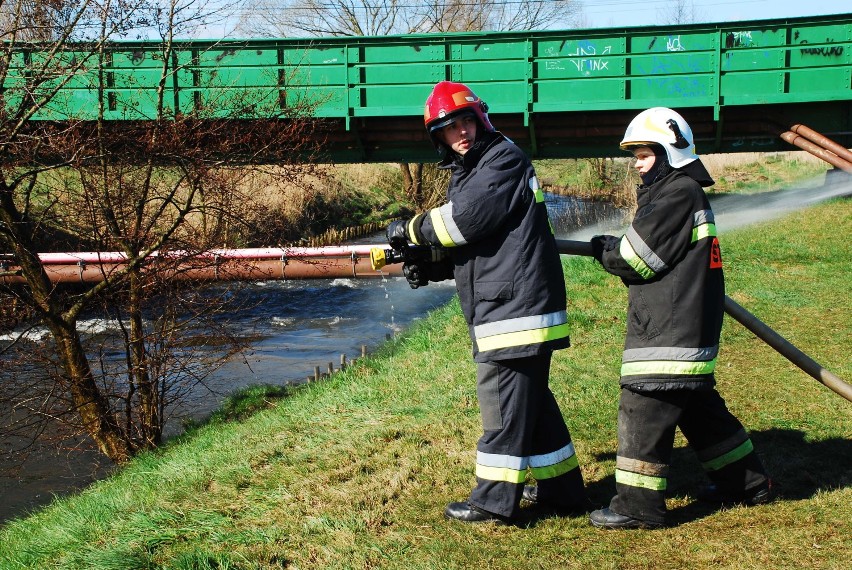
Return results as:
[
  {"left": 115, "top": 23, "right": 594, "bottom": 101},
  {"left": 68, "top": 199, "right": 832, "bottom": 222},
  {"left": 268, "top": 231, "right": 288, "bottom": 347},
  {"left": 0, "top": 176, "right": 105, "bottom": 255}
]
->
[
  {"left": 476, "top": 322, "right": 570, "bottom": 352},
  {"left": 476, "top": 463, "right": 526, "bottom": 484},
  {"left": 616, "top": 468, "right": 667, "bottom": 491},
  {"left": 620, "top": 236, "right": 655, "bottom": 279},
  {"left": 530, "top": 454, "right": 579, "bottom": 480},
  {"left": 530, "top": 177, "right": 545, "bottom": 203},
  {"left": 691, "top": 222, "right": 717, "bottom": 243},
  {"left": 702, "top": 439, "right": 754, "bottom": 471},
  {"left": 428, "top": 208, "right": 456, "bottom": 247},
  {"left": 621, "top": 358, "right": 717, "bottom": 377},
  {"left": 407, "top": 217, "right": 421, "bottom": 245}
]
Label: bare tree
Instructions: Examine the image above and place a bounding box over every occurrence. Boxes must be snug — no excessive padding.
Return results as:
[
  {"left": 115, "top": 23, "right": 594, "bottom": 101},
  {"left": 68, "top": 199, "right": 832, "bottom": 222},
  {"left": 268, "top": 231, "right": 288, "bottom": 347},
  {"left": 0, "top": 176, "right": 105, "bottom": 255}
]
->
[
  {"left": 235, "top": 0, "right": 582, "bottom": 40},
  {"left": 658, "top": 0, "right": 704, "bottom": 25},
  {"left": 0, "top": 0, "right": 323, "bottom": 463}
]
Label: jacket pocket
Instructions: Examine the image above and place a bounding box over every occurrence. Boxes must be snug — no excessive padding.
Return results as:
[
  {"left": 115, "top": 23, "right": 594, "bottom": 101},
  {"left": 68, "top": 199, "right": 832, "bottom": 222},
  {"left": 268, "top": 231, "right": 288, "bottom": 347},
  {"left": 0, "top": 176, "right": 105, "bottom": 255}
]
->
[
  {"left": 629, "top": 290, "right": 661, "bottom": 341},
  {"left": 475, "top": 281, "right": 514, "bottom": 302}
]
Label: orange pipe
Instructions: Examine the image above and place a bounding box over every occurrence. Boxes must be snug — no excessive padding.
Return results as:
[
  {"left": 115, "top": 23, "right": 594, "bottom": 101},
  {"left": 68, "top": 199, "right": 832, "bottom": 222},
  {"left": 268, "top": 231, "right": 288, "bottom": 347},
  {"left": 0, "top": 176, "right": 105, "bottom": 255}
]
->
[
  {"left": 790, "top": 124, "right": 852, "bottom": 164},
  {"left": 780, "top": 131, "right": 852, "bottom": 173},
  {"left": 0, "top": 255, "right": 402, "bottom": 285}
]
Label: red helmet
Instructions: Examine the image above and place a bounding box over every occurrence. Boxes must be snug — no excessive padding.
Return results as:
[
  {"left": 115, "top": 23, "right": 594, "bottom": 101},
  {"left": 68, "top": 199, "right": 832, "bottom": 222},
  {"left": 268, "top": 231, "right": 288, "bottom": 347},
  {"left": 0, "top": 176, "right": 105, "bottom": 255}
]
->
[{"left": 424, "top": 81, "right": 494, "bottom": 150}]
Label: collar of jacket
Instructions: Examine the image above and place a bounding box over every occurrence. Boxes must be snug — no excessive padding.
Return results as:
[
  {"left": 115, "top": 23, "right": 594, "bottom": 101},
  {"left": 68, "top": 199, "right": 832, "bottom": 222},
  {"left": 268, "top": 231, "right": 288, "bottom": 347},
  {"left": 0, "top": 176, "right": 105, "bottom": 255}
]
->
[{"left": 439, "top": 131, "right": 504, "bottom": 170}]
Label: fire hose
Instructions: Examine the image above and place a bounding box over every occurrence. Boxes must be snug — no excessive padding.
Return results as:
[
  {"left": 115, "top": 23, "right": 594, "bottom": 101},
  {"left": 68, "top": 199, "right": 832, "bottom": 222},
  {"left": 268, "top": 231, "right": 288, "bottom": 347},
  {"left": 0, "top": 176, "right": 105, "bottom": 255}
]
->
[{"left": 370, "top": 240, "right": 852, "bottom": 403}]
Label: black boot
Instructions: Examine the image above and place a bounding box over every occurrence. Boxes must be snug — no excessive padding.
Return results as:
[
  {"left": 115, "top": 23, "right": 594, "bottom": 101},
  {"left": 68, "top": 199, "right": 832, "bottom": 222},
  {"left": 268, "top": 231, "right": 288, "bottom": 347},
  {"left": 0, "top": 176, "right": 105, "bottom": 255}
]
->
[
  {"left": 589, "top": 507, "right": 664, "bottom": 530},
  {"left": 444, "top": 501, "right": 508, "bottom": 523},
  {"left": 698, "top": 479, "right": 776, "bottom": 506},
  {"left": 522, "top": 485, "right": 593, "bottom": 516}
]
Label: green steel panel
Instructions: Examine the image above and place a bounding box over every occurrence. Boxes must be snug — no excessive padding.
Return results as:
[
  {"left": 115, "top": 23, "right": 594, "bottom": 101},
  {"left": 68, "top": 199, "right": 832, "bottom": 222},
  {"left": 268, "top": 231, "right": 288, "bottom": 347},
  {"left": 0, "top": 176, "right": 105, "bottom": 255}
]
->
[
  {"left": 789, "top": 29, "right": 852, "bottom": 67},
  {"left": 189, "top": 47, "right": 279, "bottom": 67},
  {"left": 280, "top": 87, "right": 346, "bottom": 117},
  {"left": 464, "top": 82, "right": 527, "bottom": 112},
  {"left": 458, "top": 40, "right": 525, "bottom": 60},
  {"left": 109, "top": 49, "right": 165, "bottom": 69},
  {"left": 720, "top": 48, "right": 785, "bottom": 72},
  {"left": 283, "top": 66, "right": 347, "bottom": 88},
  {"left": 631, "top": 75, "right": 716, "bottom": 103},
  {"left": 536, "top": 37, "right": 627, "bottom": 57},
  {"left": 356, "top": 84, "right": 426, "bottom": 115},
  {"left": 788, "top": 68, "right": 852, "bottom": 96},
  {"left": 104, "top": 90, "right": 175, "bottom": 120},
  {"left": 457, "top": 60, "right": 527, "bottom": 82},
  {"left": 190, "top": 67, "right": 280, "bottom": 88},
  {"left": 278, "top": 46, "right": 347, "bottom": 66},
  {"left": 721, "top": 71, "right": 784, "bottom": 102},
  {"left": 535, "top": 79, "right": 625, "bottom": 109},
  {"left": 354, "top": 63, "right": 445, "bottom": 84},
  {"left": 630, "top": 31, "right": 717, "bottom": 53},
  {"left": 631, "top": 52, "right": 715, "bottom": 76},
  {"left": 361, "top": 43, "right": 444, "bottom": 63},
  {"left": 109, "top": 69, "right": 169, "bottom": 89},
  {"left": 721, "top": 28, "right": 786, "bottom": 49}
]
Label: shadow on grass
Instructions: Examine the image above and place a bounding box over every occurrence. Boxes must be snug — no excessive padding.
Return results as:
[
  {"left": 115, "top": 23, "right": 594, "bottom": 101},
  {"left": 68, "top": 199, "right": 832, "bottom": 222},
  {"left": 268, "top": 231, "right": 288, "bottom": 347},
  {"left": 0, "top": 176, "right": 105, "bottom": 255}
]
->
[{"left": 540, "top": 428, "right": 852, "bottom": 528}]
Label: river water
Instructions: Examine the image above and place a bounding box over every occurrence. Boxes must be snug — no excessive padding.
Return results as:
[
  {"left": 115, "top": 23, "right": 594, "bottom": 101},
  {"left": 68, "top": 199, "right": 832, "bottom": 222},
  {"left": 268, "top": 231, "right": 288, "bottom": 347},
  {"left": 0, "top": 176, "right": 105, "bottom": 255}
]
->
[{"left": 1, "top": 179, "right": 848, "bottom": 524}]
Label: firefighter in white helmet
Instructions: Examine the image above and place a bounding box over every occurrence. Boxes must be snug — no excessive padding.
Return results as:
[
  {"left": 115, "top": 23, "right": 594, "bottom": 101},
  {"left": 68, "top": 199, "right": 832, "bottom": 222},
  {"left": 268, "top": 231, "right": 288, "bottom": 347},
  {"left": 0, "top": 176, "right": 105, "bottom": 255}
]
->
[
  {"left": 386, "top": 81, "right": 589, "bottom": 523},
  {"left": 587, "top": 107, "right": 774, "bottom": 529}
]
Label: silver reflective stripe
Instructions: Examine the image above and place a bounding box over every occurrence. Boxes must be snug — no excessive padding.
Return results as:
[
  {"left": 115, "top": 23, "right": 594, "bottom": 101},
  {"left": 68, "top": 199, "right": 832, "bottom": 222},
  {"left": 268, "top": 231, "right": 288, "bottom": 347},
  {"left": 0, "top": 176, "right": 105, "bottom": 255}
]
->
[
  {"left": 439, "top": 202, "right": 467, "bottom": 246},
  {"left": 474, "top": 310, "right": 567, "bottom": 339},
  {"left": 477, "top": 450, "right": 527, "bottom": 470},
  {"left": 626, "top": 226, "right": 668, "bottom": 273},
  {"left": 694, "top": 209, "right": 715, "bottom": 226},
  {"left": 622, "top": 345, "right": 719, "bottom": 363},
  {"left": 529, "top": 442, "right": 576, "bottom": 468}
]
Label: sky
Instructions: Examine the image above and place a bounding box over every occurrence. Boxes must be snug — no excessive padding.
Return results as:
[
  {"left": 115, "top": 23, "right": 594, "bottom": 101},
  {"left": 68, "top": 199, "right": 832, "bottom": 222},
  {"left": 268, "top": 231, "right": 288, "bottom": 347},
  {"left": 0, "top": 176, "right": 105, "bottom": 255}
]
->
[
  {"left": 582, "top": 0, "right": 848, "bottom": 29},
  {"left": 194, "top": 0, "right": 849, "bottom": 39}
]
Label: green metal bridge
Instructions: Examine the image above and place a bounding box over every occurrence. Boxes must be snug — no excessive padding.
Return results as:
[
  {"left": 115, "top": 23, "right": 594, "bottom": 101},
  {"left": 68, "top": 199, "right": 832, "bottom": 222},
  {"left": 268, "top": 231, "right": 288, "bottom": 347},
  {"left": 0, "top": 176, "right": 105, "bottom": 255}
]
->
[{"left": 9, "top": 13, "right": 852, "bottom": 162}]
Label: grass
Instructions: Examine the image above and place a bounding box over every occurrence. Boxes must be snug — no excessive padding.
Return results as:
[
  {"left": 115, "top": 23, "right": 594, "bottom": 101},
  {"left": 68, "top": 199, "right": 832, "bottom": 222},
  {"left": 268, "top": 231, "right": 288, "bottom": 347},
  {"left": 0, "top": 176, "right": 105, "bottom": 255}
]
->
[{"left": 0, "top": 198, "right": 849, "bottom": 569}]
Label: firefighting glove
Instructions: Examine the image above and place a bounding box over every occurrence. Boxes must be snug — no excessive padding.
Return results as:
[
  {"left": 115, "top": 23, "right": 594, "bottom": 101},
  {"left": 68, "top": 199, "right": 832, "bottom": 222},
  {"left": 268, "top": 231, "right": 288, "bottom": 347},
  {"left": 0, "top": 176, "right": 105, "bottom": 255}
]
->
[
  {"left": 386, "top": 220, "right": 410, "bottom": 249},
  {"left": 402, "top": 262, "right": 428, "bottom": 289},
  {"left": 402, "top": 255, "right": 454, "bottom": 289},
  {"left": 590, "top": 234, "right": 620, "bottom": 262}
]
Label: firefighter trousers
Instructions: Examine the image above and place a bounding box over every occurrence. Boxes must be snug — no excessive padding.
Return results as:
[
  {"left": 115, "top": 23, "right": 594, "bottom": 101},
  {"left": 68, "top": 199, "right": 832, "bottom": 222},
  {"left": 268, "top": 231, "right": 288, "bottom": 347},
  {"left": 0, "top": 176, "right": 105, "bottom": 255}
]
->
[
  {"left": 468, "top": 353, "right": 586, "bottom": 518},
  {"left": 609, "top": 386, "right": 769, "bottom": 524}
]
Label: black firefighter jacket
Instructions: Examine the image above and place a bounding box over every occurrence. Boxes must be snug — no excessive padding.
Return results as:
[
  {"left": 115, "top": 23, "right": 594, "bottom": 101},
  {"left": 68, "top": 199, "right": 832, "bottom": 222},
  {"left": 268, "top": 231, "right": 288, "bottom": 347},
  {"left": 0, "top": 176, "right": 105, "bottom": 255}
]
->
[
  {"left": 407, "top": 132, "right": 571, "bottom": 363},
  {"left": 598, "top": 169, "right": 725, "bottom": 390}
]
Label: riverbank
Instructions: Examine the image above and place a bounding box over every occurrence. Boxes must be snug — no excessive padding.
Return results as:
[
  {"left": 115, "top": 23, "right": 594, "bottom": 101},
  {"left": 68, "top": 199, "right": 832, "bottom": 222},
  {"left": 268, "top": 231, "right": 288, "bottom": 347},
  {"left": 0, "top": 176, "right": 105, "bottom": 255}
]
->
[{"left": 1, "top": 198, "right": 850, "bottom": 569}]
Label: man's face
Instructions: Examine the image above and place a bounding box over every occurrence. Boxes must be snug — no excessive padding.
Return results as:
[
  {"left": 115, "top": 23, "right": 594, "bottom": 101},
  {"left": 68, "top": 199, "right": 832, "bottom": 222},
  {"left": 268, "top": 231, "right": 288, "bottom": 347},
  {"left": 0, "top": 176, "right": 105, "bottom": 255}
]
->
[
  {"left": 437, "top": 114, "right": 477, "bottom": 155},
  {"left": 632, "top": 146, "right": 656, "bottom": 177}
]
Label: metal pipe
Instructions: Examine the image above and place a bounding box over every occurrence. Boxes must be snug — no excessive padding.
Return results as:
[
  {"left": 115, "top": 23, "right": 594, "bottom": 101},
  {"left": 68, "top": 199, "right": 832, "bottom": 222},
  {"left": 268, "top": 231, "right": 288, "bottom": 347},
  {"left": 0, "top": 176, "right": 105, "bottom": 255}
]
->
[
  {"left": 555, "top": 239, "right": 852, "bottom": 403},
  {"left": 0, "top": 251, "right": 402, "bottom": 284},
  {"left": 789, "top": 124, "right": 852, "bottom": 164},
  {"left": 780, "top": 131, "right": 852, "bottom": 173},
  {"left": 5, "top": 240, "right": 849, "bottom": 402}
]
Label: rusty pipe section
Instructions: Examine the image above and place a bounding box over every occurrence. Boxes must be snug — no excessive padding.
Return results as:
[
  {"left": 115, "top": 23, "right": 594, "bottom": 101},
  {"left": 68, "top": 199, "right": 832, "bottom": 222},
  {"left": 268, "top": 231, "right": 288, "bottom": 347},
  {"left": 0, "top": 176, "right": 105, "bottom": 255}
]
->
[
  {"left": 780, "top": 126, "right": 852, "bottom": 174},
  {"left": 0, "top": 246, "right": 402, "bottom": 284},
  {"left": 554, "top": 239, "right": 852, "bottom": 403},
  {"left": 789, "top": 124, "right": 852, "bottom": 164}
]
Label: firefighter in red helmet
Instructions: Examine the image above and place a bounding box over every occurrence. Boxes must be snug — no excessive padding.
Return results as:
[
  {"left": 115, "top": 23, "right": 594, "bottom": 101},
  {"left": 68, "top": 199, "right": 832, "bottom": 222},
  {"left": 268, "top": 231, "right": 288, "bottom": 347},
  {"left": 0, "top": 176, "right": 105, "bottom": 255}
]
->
[{"left": 386, "top": 80, "right": 589, "bottom": 522}]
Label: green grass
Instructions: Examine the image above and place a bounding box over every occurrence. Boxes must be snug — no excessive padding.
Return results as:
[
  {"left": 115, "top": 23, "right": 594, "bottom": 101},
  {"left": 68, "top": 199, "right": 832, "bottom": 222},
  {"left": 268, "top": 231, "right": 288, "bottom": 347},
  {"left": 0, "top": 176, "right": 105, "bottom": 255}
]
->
[{"left": 1, "top": 199, "right": 850, "bottom": 569}]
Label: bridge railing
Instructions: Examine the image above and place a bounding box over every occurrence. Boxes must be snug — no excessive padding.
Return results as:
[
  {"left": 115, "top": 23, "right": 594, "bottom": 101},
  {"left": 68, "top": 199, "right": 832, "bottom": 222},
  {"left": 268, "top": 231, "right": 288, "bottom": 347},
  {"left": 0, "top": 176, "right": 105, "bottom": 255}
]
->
[{"left": 6, "top": 13, "right": 850, "bottom": 124}]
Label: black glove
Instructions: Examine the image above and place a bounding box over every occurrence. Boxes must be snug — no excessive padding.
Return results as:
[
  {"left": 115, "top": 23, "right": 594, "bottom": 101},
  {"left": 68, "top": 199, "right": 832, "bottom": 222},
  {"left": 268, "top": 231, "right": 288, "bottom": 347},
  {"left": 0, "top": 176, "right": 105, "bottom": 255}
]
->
[
  {"left": 402, "top": 262, "right": 428, "bottom": 289},
  {"left": 590, "top": 234, "right": 620, "bottom": 262},
  {"left": 402, "top": 255, "right": 454, "bottom": 289},
  {"left": 386, "top": 220, "right": 409, "bottom": 249}
]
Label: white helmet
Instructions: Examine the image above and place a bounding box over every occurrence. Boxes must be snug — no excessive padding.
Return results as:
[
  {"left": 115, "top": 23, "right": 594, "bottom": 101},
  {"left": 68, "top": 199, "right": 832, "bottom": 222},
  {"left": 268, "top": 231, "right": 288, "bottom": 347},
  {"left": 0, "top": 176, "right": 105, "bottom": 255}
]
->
[{"left": 620, "top": 107, "right": 714, "bottom": 186}]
